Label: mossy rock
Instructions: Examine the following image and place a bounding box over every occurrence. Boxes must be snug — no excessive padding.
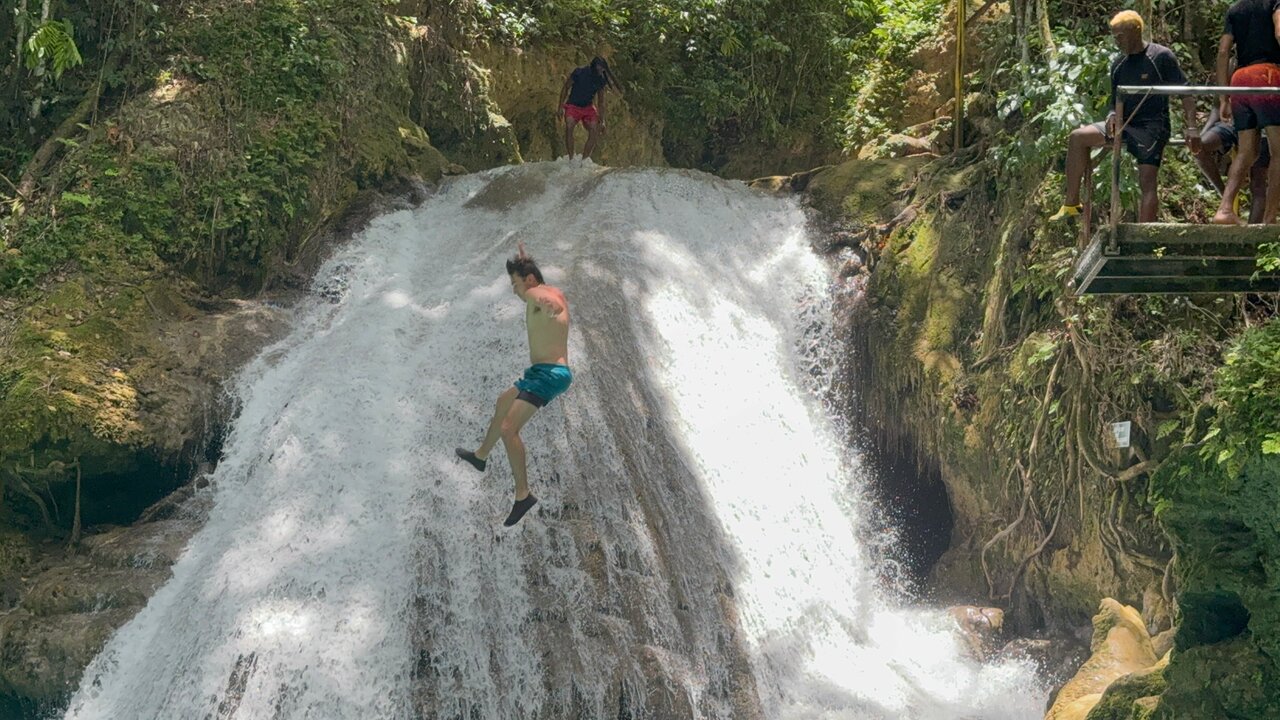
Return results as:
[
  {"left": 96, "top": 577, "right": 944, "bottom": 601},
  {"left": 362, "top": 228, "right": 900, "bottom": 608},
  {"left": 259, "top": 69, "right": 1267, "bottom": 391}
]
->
[
  {"left": 1149, "top": 453, "right": 1280, "bottom": 719},
  {"left": 805, "top": 156, "right": 927, "bottom": 226},
  {"left": 1084, "top": 657, "right": 1167, "bottom": 720},
  {"left": 1152, "top": 635, "right": 1278, "bottom": 720}
]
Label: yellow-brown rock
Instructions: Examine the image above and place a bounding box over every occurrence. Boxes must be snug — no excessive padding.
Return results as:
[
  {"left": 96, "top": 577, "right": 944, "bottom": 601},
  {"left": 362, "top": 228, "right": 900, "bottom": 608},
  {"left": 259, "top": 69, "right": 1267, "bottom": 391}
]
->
[{"left": 1044, "top": 599, "right": 1157, "bottom": 720}]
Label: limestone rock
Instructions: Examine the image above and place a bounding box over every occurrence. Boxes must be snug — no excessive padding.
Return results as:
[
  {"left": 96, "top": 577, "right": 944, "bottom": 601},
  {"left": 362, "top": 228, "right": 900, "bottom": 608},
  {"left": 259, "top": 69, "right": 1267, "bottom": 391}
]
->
[
  {"left": 747, "top": 176, "right": 792, "bottom": 194},
  {"left": 747, "top": 165, "right": 833, "bottom": 195},
  {"left": 1082, "top": 654, "right": 1168, "bottom": 720},
  {"left": 1053, "top": 693, "right": 1104, "bottom": 720},
  {"left": 947, "top": 605, "right": 1004, "bottom": 660},
  {"left": 463, "top": 46, "right": 666, "bottom": 169},
  {"left": 1044, "top": 599, "right": 1157, "bottom": 720},
  {"left": 1149, "top": 628, "right": 1175, "bottom": 660}
]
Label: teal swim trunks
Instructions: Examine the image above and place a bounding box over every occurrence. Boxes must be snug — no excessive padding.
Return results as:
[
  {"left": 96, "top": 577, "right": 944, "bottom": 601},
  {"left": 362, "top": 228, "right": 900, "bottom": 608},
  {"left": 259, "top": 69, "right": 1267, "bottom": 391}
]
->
[{"left": 514, "top": 364, "right": 573, "bottom": 407}]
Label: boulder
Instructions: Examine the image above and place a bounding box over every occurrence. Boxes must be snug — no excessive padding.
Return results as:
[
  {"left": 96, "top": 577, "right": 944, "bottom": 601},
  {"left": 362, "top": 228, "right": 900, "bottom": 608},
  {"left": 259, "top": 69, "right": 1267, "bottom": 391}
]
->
[
  {"left": 1082, "top": 654, "right": 1168, "bottom": 720},
  {"left": 1044, "top": 599, "right": 1157, "bottom": 720},
  {"left": 947, "top": 605, "right": 1004, "bottom": 660}
]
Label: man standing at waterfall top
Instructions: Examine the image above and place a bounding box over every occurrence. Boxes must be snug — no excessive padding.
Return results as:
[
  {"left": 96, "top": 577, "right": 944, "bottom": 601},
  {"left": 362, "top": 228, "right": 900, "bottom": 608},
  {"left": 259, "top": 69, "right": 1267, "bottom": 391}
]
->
[
  {"left": 558, "top": 56, "right": 621, "bottom": 160},
  {"left": 456, "top": 243, "right": 572, "bottom": 527},
  {"left": 1048, "top": 11, "right": 1199, "bottom": 223}
]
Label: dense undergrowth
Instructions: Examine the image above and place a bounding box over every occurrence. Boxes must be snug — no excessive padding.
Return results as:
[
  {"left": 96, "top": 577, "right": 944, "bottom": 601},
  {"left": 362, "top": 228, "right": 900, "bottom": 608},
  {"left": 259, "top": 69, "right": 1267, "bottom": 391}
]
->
[{"left": 0, "top": 0, "right": 439, "bottom": 545}]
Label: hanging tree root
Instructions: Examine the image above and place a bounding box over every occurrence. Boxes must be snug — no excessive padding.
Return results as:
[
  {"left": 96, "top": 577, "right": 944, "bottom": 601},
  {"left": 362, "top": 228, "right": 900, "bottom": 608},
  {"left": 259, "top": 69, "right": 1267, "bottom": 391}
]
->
[
  {"left": 1004, "top": 470, "right": 1067, "bottom": 601},
  {"left": 981, "top": 349, "right": 1064, "bottom": 600},
  {"left": 12, "top": 459, "right": 82, "bottom": 542}
]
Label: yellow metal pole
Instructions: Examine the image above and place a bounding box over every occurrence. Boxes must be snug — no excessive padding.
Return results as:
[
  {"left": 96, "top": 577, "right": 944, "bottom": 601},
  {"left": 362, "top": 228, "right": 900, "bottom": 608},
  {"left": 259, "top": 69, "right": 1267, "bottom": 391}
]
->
[
  {"left": 1110, "top": 98, "right": 1123, "bottom": 232},
  {"left": 954, "top": 0, "right": 966, "bottom": 151}
]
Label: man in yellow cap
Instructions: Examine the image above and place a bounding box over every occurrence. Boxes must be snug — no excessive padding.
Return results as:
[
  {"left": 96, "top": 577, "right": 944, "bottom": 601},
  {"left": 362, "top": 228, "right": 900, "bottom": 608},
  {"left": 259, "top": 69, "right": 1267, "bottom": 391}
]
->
[{"left": 1051, "top": 11, "right": 1200, "bottom": 223}]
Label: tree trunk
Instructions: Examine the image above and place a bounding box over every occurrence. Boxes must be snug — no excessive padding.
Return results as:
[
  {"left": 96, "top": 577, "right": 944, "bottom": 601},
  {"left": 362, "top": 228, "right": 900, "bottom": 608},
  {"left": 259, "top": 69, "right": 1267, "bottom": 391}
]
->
[
  {"left": 13, "top": 77, "right": 100, "bottom": 213},
  {"left": 1016, "top": 0, "right": 1029, "bottom": 80},
  {"left": 1036, "top": 0, "right": 1057, "bottom": 59},
  {"left": 67, "top": 461, "right": 81, "bottom": 547}
]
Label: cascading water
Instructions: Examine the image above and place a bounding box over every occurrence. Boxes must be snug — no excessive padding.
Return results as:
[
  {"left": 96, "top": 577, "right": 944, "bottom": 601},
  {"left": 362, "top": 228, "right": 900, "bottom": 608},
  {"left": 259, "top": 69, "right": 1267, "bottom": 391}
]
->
[{"left": 62, "top": 161, "right": 1045, "bottom": 720}]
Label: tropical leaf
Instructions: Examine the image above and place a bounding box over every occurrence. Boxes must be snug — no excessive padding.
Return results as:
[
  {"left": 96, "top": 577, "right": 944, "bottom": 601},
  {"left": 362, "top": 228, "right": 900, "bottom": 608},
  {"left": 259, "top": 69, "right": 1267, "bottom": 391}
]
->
[{"left": 26, "top": 19, "right": 84, "bottom": 79}]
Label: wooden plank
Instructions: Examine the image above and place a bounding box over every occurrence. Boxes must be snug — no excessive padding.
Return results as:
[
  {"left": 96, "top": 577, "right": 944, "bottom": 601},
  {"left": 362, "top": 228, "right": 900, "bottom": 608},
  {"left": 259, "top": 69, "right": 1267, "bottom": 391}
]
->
[
  {"left": 1082, "top": 275, "right": 1280, "bottom": 294},
  {"left": 1071, "top": 223, "right": 1279, "bottom": 295},
  {"left": 1114, "top": 223, "right": 1280, "bottom": 245},
  {"left": 1092, "top": 258, "right": 1264, "bottom": 278}
]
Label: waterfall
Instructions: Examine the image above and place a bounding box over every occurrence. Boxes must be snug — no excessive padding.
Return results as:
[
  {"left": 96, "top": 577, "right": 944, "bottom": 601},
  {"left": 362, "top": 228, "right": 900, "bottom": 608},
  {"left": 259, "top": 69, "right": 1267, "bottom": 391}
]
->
[{"left": 62, "top": 161, "right": 1044, "bottom": 720}]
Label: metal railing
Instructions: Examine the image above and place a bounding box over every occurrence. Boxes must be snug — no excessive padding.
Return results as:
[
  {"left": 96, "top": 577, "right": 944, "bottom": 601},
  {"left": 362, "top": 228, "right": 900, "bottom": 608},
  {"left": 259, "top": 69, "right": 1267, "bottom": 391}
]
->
[{"left": 1101, "top": 84, "right": 1280, "bottom": 233}]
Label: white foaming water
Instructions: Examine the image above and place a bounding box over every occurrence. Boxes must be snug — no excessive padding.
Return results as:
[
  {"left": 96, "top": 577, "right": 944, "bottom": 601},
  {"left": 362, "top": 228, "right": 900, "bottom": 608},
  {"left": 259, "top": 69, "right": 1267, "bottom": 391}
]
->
[{"left": 62, "top": 161, "right": 1044, "bottom": 720}]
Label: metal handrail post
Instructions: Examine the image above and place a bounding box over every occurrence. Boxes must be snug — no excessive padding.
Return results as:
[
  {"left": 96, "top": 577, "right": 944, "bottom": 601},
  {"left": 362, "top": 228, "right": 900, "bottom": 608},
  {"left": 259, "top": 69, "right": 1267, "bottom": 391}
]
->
[
  {"left": 1081, "top": 149, "right": 1094, "bottom": 249},
  {"left": 1110, "top": 97, "right": 1123, "bottom": 235},
  {"left": 954, "top": 0, "right": 966, "bottom": 152}
]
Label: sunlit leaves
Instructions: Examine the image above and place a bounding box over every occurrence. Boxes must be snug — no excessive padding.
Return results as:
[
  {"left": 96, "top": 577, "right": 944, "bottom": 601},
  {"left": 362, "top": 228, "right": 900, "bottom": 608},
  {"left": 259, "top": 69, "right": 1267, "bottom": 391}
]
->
[{"left": 25, "top": 19, "right": 84, "bottom": 79}]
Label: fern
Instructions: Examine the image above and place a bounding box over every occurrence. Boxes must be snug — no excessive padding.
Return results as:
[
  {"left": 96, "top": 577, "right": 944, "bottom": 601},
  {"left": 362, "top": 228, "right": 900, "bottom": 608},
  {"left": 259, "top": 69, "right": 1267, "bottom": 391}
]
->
[{"left": 25, "top": 19, "right": 84, "bottom": 79}]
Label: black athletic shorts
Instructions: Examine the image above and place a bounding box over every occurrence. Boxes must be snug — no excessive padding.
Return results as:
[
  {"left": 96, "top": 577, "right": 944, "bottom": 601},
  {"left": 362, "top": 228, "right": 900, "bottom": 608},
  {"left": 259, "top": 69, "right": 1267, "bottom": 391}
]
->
[
  {"left": 1091, "top": 118, "right": 1170, "bottom": 167},
  {"left": 1204, "top": 121, "right": 1272, "bottom": 166}
]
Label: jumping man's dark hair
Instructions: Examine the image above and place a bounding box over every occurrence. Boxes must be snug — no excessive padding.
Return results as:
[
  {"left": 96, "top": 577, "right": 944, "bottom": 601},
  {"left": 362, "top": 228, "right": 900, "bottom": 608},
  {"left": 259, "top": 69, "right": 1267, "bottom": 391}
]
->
[{"left": 506, "top": 248, "right": 544, "bottom": 284}]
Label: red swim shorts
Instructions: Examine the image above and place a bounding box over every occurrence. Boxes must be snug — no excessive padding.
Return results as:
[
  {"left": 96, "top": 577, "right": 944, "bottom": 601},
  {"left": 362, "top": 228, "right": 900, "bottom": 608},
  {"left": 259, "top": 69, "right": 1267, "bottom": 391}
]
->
[
  {"left": 562, "top": 103, "right": 599, "bottom": 124},
  {"left": 1230, "top": 63, "right": 1280, "bottom": 131}
]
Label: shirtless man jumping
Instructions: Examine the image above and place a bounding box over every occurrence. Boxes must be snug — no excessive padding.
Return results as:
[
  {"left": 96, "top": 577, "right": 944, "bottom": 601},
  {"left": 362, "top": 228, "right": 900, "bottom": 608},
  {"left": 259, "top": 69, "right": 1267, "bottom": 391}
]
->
[{"left": 456, "top": 244, "right": 572, "bottom": 527}]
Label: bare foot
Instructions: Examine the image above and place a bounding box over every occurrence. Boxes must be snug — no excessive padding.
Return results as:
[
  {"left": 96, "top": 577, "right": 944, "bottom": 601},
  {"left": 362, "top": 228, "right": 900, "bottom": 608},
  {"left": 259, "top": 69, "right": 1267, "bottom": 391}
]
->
[{"left": 1211, "top": 211, "right": 1245, "bottom": 226}]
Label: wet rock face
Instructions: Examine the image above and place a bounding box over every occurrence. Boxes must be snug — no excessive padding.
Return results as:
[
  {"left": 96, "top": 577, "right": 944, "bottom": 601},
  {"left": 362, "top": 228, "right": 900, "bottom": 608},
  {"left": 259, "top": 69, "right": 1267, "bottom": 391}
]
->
[
  {"left": 0, "top": 287, "right": 294, "bottom": 713},
  {"left": 1147, "top": 453, "right": 1280, "bottom": 719},
  {"left": 947, "top": 605, "right": 1004, "bottom": 660},
  {"left": 0, "top": 490, "right": 209, "bottom": 713},
  {"left": 997, "top": 637, "right": 1088, "bottom": 702}
]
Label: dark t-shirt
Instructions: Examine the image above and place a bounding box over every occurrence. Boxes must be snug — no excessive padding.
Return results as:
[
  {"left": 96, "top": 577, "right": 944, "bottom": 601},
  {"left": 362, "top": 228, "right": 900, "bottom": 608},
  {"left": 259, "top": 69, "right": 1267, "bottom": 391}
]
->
[
  {"left": 567, "top": 67, "right": 605, "bottom": 107},
  {"left": 1109, "top": 43, "right": 1186, "bottom": 127},
  {"left": 1225, "top": 0, "right": 1280, "bottom": 68}
]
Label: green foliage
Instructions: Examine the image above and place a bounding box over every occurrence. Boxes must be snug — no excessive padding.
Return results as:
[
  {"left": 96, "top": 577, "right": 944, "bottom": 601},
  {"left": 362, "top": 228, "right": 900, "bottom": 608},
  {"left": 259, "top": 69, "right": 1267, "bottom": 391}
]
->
[
  {"left": 453, "top": 0, "right": 872, "bottom": 163},
  {"left": 839, "top": 0, "right": 944, "bottom": 147},
  {"left": 1199, "top": 319, "right": 1280, "bottom": 471},
  {"left": 2, "top": 0, "right": 417, "bottom": 294},
  {"left": 24, "top": 19, "right": 83, "bottom": 79},
  {"left": 990, "top": 36, "right": 1112, "bottom": 180},
  {"left": 1259, "top": 243, "right": 1280, "bottom": 273}
]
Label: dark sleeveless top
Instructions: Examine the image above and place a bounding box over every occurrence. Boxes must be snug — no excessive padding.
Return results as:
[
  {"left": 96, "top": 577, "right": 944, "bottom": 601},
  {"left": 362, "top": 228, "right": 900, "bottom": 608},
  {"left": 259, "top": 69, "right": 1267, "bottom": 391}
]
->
[{"left": 567, "top": 66, "right": 605, "bottom": 107}]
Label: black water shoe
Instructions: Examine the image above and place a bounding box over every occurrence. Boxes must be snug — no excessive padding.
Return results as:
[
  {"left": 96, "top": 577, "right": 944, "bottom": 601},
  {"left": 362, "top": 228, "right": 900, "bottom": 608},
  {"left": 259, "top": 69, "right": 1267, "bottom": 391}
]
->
[
  {"left": 503, "top": 495, "right": 538, "bottom": 527},
  {"left": 455, "top": 448, "right": 486, "bottom": 472}
]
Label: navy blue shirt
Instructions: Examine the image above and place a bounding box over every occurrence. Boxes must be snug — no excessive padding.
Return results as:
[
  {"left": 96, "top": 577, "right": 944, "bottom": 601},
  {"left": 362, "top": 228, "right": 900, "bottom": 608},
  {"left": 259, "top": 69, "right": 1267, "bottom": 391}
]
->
[
  {"left": 567, "top": 66, "right": 605, "bottom": 107},
  {"left": 1225, "top": 0, "right": 1280, "bottom": 67},
  {"left": 1109, "top": 43, "right": 1186, "bottom": 126}
]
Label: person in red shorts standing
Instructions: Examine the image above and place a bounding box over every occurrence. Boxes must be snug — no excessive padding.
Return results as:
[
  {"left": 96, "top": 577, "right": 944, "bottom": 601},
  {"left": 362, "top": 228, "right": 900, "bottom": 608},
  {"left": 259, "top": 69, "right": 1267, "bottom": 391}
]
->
[
  {"left": 557, "top": 56, "right": 621, "bottom": 160},
  {"left": 1213, "top": 0, "right": 1280, "bottom": 224}
]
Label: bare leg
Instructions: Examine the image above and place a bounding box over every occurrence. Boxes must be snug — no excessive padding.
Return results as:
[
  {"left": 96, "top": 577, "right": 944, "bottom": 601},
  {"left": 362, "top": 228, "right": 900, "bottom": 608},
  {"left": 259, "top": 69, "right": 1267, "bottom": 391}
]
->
[
  {"left": 1063, "top": 124, "right": 1106, "bottom": 206},
  {"left": 1194, "top": 133, "right": 1226, "bottom": 194},
  {"left": 1264, "top": 126, "right": 1280, "bottom": 224},
  {"left": 1215, "top": 129, "right": 1260, "bottom": 225},
  {"left": 499, "top": 398, "right": 539, "bottom": 500},
  {"left": 475, "top": 387, "right": 518, "bottom": 460},
  {"left": 1249, "top": 162, "right": 1268, "bottom": 224},
  {"left": 582, "top": 121, "right": 602, "bottom": 160},
  {"left": 564, "top": 117, "right": 579, "bottom": 159},
  {"left": 1137, "top": 164, "right": 1159, "bottom": 223}
]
